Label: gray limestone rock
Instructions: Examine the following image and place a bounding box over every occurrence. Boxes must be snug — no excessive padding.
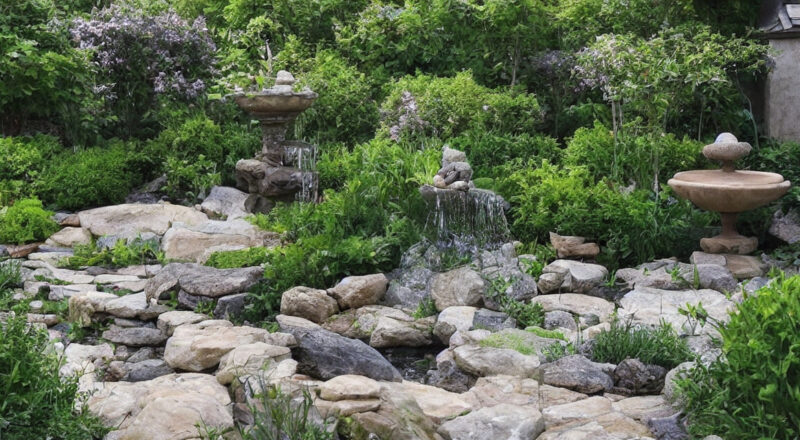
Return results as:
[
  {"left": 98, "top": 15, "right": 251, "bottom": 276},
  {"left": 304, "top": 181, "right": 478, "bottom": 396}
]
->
[{"left": 541, "top": 355, "right": 614, "bottom": 394}]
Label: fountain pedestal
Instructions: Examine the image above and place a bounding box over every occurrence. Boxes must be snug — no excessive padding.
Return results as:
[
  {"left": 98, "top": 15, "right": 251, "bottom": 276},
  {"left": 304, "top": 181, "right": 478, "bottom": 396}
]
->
[
  {"left": 233, "top": 71, "right": 318, "bottom": 209},
  {"left": 668, "top": 133, "right": 791, "bottom": 254}
]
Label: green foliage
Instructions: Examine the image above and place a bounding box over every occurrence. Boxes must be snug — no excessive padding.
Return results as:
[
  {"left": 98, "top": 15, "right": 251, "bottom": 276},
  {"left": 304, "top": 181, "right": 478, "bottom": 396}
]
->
[
  {"left": 0, "top": 135, "right": 61, "bottom": 205},
  {"left": 150, "top": 113, "right": 224, "bottom": 163},
  {"left": 525, "top": 326, "right": 567, "bottom": 341},
  {"left": 163, "top": 154, "right": 222, "bottom": 204},
  {"left": 0, "top": 198, "right": 58, "bottom": 245},
  {"left": 448, "top": 130, "right": 561, "bottom": 179},
  {"left": 62, "top": 237, "right": 164, "bottom": 269},
  {"left": 206, "top": 246, "right": 270, "bottom": 269},
  {"left": 0, "top": 0, "right": 96, "bottom": 144},
  {"left": 591, "top": 317, "right": 693, "bottom": 369},
  {"left": 412, "top": 297, "right": 438, "bottom": 320},
  {"left": 37, "top": 144, "right": 143, "bottom": 210},
  {"left": 292, "top": 50, "right": 379, "bottom": 145},
  {"left": 564, "top": 121, "right": 703, "bottom": 191},
  {"left": 677, "top": 275, "right": 800, "bottom": 439},
  {"left": 480, "top": 330, "right": 545, "bottom": 355},
  {"left": 500, "top": 160, "right": 713, "bottom": 267},
  {"left": 380, "top": 72, "right": 541, "bottom": 142},
  {"left": 485, "top": 276, "right": 545, "bottom": 328},
  {"left": 246, "top": 384, "right": 333, "bottom": 440},
  {"left": 0, "top": 314, "right": 108, "bottom": 439},
  {"left": 743, "top": 139, "right": 800, "bottom": 210}
]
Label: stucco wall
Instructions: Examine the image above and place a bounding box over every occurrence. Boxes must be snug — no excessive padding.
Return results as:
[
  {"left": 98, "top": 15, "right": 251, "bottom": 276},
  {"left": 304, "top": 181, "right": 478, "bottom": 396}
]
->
[{"left": 765, "top": 38, "right": 800, "bottom": 142}]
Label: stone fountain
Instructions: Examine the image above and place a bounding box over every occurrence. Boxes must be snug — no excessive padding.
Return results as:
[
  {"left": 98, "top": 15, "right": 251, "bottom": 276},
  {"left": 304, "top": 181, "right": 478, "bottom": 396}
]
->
[
  {"left": 233, "top": 70, "right": 318, "bottom": 211},
  {"left": 668, "top": 133, "right": 791, "bottom": 254}
]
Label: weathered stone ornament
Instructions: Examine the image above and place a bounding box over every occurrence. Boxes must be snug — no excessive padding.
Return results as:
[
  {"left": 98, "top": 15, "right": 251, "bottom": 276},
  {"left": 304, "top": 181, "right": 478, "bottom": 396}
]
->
[
  {"left": 233, "top": 70, "right": 318, "bottom": 210},
  {"left": 668, "top": 132, "right": 791, "bottom": 254}
]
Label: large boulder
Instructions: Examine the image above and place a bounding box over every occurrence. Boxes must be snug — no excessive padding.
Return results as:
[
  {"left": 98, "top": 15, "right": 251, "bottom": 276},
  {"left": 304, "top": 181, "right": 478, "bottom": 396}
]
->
[
  {"left": 433, "top": 306, "right": 477, "bottom": 345},
  {"left": 438, "top": 404, "right": 545, "bottom": 440},
  {"left": 164, "top": 321, "right": 295, "bottom": 371},
  {"left": 619, "top": 287, "right": 734, "bottom": 335},
  {"left": 430, "top": 266, "right": 485, "bottom": 311},
  {"left": 453, "top": 344, "right": 540, "bottom": 377},
  {"left": 770, "top": 209, "right": 800, "bottom": 244},
  {"left": 215, "top": 342, "right": 292, "bottom": 385},
  {"left": 328, "top": 273, "right": 389, "bottom": 309},
  {"left": 87, "top": 373, "right": 233, "bottom": 439},
  {"left": 145, "top": 263, "right": 263, "bottom": 302},
  {"left": 200, "top": 186, "right": 250, "bottom": 220},
  {"left": 540, "top": 355, "right": 614, "bottom": 394},
  {"left": 538, "top": 260, "right": 608, "bottom": 294},
  {"left": 102, "top": 325, "right": 169, "bottom": 347},
  {"left": 78, "top": 203, "right": 208, "bottom": 236},
  {"left": 279, "top": 324, "right": 402, "bottom": 382},
  {"left": 45, "top": 227, "right": 93, "bottom": 247},
  {"left": 280, "top": 286, "right": 339, "bottom": 324},
  {"left": 369, "top": 315, "right": 434, "bottom": 348},
  {"left": 160, "top": 219, "right": 279, "bottom": 262}
]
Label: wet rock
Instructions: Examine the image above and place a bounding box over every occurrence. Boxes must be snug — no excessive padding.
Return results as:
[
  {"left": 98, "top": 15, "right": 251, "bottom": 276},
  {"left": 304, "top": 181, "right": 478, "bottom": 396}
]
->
[
  {"left": 438, "top": 403, "right": 545, "bottom": 440},
  {"left": 280, "top": 325, "right": 402, "bottom": 382},
  {"left": 612, "top": 358, "right": 667, "bottom": 395},
  {"left": 430, "top": 266, "right": 485, "bottom": 311},
  {"left": 328, "top": 273, "right": 389, "bottom": 309},
  {"left": 541, "top": 355, "right": 614, "bottom": 394},
  {"left": 280, "top": 286, "right": 339, "bottom": 324}
]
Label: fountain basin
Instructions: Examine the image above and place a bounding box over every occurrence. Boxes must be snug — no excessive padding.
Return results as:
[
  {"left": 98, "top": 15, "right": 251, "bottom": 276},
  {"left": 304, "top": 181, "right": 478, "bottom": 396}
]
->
[
  {"left": 233, "top": 92, "right": 317, "bottom": 120},
  {"left": 668, "top": 170, "right": 790, "bottom": 213}
]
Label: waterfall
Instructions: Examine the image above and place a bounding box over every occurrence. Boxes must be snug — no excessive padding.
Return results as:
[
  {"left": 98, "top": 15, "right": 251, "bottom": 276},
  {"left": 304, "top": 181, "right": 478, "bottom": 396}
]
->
[{"left": 283, "top": 140, "right": 318, "bottom": 203}]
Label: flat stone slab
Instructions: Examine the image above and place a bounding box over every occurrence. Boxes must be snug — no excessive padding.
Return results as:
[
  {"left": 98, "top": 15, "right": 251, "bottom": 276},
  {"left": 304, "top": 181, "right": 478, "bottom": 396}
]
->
[
  {"left": 145, "top": 263, "right": 264, "bottom": 301},
  {"left": 532, "top": 294, "right": 614, "bottom": 322},
  {"left": 78, "top": 203, "right": 209, "bottom": 236},
  {"left": 619, "top": 287, "right": 734, "bottom": 335}
]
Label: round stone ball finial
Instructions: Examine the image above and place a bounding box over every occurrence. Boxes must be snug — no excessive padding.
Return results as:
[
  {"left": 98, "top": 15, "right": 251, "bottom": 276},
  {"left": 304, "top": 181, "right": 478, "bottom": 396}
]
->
[
  {"left": 703, "top": 132, "right": 752, "bottom": 172},
  {"left": 275, "top": 70, "right": 296, "bottom": 86}
]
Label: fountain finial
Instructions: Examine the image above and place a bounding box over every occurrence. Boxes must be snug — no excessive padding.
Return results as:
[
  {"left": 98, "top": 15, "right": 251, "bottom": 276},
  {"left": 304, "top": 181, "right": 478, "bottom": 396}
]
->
[{"left": 702, "top": 132, "right": 752, "bottom": 173}]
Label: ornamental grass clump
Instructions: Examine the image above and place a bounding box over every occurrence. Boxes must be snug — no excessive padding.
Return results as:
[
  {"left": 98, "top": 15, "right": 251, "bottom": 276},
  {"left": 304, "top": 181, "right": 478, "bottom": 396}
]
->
[
  {"left": 676, "top": 275, "right": 800, "bottom": 439},
  {"left": 591, "top": 316, "right": 693, "bottom": 369}
]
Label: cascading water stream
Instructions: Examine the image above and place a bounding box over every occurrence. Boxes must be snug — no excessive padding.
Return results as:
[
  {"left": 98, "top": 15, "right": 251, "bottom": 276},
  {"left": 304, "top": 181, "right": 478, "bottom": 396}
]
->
[{"left": 283, "top": 140, "right": 318, "bottom": 203}]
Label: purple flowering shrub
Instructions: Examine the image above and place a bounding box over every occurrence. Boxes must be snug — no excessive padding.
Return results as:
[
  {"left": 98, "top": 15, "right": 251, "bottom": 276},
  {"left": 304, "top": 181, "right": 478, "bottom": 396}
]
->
[{"left": 72, "top": 2, "right": 217, "bottom": 137}]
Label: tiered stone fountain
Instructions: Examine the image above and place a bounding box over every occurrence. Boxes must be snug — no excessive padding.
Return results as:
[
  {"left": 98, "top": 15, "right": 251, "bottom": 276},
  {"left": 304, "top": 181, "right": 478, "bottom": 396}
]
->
[
  {"left": 233, "top": 70, "right": 318, "bottom": 212},
  {"left": 668, "top": 133, "right": 791, "bottom": 254}
]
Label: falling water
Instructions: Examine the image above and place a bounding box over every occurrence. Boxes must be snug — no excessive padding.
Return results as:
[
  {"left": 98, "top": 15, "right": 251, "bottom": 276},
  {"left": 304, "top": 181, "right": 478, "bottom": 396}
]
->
[
  {"left": 283, "top": 140, "right": 318, "bottom": 203},
  {"left": 420, "top": 185, "right": 510, "bottom": 254}
]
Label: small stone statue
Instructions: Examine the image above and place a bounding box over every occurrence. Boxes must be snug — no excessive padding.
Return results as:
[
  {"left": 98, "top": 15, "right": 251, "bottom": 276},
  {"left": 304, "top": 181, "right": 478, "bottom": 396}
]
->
[{"left": 433, "top": 146, "right": 473, "bottom": 191}]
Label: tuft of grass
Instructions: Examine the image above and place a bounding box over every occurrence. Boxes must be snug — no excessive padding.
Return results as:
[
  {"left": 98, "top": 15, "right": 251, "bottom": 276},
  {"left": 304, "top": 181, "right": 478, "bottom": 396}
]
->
[
  {"left": 591, "top": 317, "right": 694, "bottom": 369},
  {"left": 525, "top": 326, "right": 566, "bottom": 341},
  {"left": 412, "top": 297, "right": 438, "bottom": 319},
  {"left": 480, "top": 331, "right": 539, "bottom": 355}
]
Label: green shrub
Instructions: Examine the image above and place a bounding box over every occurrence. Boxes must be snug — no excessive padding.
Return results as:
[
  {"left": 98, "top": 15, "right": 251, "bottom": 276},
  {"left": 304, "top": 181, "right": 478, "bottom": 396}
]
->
[
  {"left": 37, "top": 144, "right": 141, "bottom": 210},
  {"left": 292, "top": 50, "right": 379, "bottom": 145},
  {"left": 676, "top": 275, "right": 800, "bottom": 439},
  {"left": 0, "top": 314, "right": 108, "bottom": 439},
  {"left": 0, "top": 135, "right": 61, "bottom": 205},
  {"left": 380, "top": 72, "right": 541, "bottom": 142},
  {"left": 205, "top": 247, "right": 270, "bottom": 269},
  {"left": 149, "top": 114, "right": 224, "bottom": 163},
  {"left": 484, "top": 276, "right": 545, "bottom": 328},
  {"left": 61, "top": 238, "right": 164, "bottom": 269},
  {"left": 591, "top": 317, "right": 693, "bottom": 369},
  {"left": 448, "top": 130, "right": 561, "bottom": 179},
  {"left": 412, "top": 297, "right": 438, "bottom": 319},
  {"left": 564, "top": 121, "right": 703, "bottom": 190},
  {"left": 162, "top": 154, "right": 222, "bottom": 204},
  {"left": 499, "top": 160, "right": 713, "bottom": 267},
  {"left": 0, "top": 198, "right": 58, "bottom": 245},
  {"left": 743, "top": 139, "right": 800, "bottom": 210}
]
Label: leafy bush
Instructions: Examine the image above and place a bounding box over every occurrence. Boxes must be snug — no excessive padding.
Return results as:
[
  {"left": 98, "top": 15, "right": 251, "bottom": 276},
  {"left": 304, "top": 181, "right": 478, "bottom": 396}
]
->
[
  {"left": 743, "top": 139, "right": 800, "bottom": 210},
  {"left": 149, "top": 114, "right": 225, "bottom": 163},
  {"left": 0, "top": 198, "right": 59, "bottom": 245},
  {"left": 0, "top": 314, "right": 108, "bottom": 439},
  {"left": 448, "top": 130, "right": 561, "bottom": 178},
  {"left": 484, "top": 277, "right": 545, "bottom": 328},
  {"left": 291, "top": 50, "right": 379, "bottom": 145},
  {"left": 0, "top": 0, "right": 95, "bottom": 143},
  {"left": 564, "top": 121, "right": 703, "bottom": 191},
  {"left": 0, "top": 135, "right": 61, "bottom": 205},
  {"left": 61, "top": 238, "right": 164, "bottom": 269},
  {"left": 162, "top": 155, "right": 221, "bottom": 204},
  {"left": 37, "top": 144, "right": 141, "bottom": 210},
  {"left": 500, "top": 160, "right": 713, "bottom": 267},
  {"left": 591, "top": 317, "right": 693, "bottom": 369},
  {"left": 380, "top": 72, "right": 541, "bottom": 142},
  {"left": 676, "top": 275, "right": 800, "bottom": 439},
  {"left": 72, "top": 1, "right": 217, "bottom": 138}
]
